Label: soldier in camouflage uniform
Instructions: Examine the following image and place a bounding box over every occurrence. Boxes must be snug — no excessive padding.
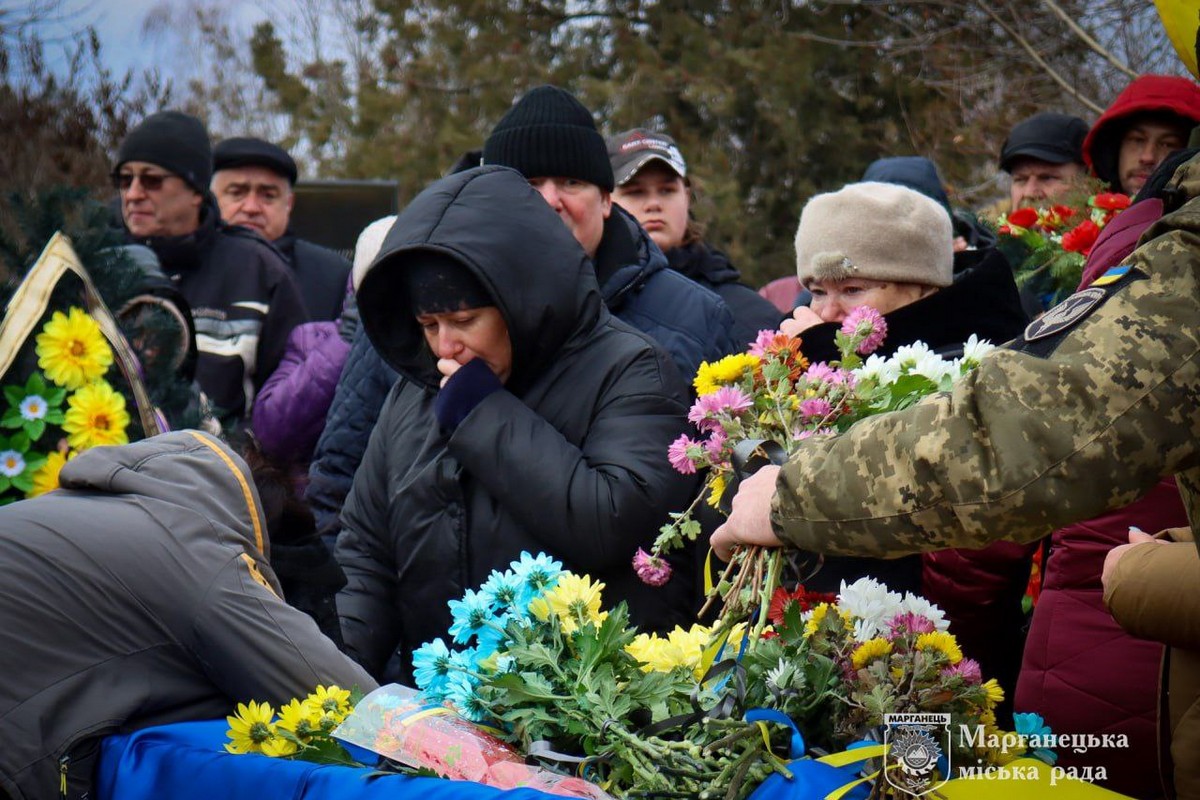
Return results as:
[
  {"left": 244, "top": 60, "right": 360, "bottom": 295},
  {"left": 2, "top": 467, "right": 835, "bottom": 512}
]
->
[{"left": 713, "top": 150, "right": 1200, "bottom": 798}]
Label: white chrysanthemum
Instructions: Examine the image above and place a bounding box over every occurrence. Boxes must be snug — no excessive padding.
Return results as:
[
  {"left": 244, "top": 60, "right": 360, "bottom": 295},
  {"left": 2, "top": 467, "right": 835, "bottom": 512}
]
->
[
  {"left": 900, "top": 593, "right": 950, "bottom": 631},
  {"left": 854, "top": 353, "right": 902, "bottom": 386},
  {"left": 909, "top": 350, "right": 955, "bottom": 385},
  {"left": 959, "top": 334, "right": 997, "bottom": 369},
  {"left": 839, "top": 577, "right": 904, "bottom": 642},
  {"left": 892, "top": 341, "right": 933, "bottom": 370}
]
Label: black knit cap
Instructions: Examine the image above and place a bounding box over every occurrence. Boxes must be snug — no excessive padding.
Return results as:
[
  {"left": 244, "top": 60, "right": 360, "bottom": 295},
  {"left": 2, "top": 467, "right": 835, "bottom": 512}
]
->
[
  {"left": 213, "top": 136, "right": 298, "bottom": 185},
  {"left": 483, "top": 85, "right": 614, "bottom": 191},
  {"left": 400, "top": 250, "right": 494, "bottom": 315},
  {"left": 115, "top": 111, "right": 212, "bottom": 192}
]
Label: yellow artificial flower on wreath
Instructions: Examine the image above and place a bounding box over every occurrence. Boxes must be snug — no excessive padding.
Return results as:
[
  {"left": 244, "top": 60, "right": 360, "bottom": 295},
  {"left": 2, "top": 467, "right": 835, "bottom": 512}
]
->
[
  {"left": 529, "top": 572, "right": 608, "bottom": 634},
  {"left": 851, "top": 637, "right": 893, "bottom": 670},
  {"left": 27, "top": 450, "right": 73, "bottom": 498},
  {"left": 915, "top": 631, "right": 963, "bottom": 665},
  {"left": 693, "top": 353, "right": 761, "bottom": 397},
  {"left": 63, "top": 381, "right": 130, "bottom": 450},
  {"left": 35, "top": 308, "right": 114, "bottom": 390},
  {"left": 225, "top": 700, "right": 277, "bottom": 754}
]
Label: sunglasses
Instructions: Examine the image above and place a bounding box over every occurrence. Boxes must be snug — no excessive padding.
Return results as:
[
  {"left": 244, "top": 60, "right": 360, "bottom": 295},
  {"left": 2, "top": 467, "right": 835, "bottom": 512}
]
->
[{"left": 111, "top": 172, "right": 174, "bottom": 192}]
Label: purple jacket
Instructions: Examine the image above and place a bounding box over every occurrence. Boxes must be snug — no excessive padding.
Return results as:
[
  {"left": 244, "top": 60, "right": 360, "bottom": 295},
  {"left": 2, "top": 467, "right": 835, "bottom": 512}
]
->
[{"left": 251, "top": 322, "right": 351, "bottom": 465}]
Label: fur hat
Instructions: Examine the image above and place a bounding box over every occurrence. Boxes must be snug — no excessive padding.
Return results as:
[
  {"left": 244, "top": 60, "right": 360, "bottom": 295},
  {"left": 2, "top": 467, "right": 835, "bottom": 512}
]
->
[
  {"left": 794, "top": 182, "right": 953, "bottom": 289},
  {"left": 351, "top": 215, "right": 396, "bottom": 292},
  {"left": 483, "top": 85, "right": 614, "bottom": 191}
]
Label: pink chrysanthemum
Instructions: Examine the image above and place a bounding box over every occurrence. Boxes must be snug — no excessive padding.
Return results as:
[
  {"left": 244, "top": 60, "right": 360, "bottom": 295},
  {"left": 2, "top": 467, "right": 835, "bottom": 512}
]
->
[
  {"left": 804, "top": 362, "right": 836, "bottom": 384},
  {"left": 827, "top": 368, "right": 857, "bottom": 388},
  {"left": 887, "top": 612, "right": 936, "bottom": 638},
  {"left": 799, "top": 397, "right": 833, "bottom": 420},
  {"left": 667, "top": 434, "right": 699, "bottom": 475},
  {"left": 704, "top": 428, "right": 728, "bottom": 463},
  {"left": 748, "top": 329, "right": 778, "bottom": 357},
  {"left": 794, "top": 426, "right": 835, "bottom": 440},
  {"left": 941, "top": 658, "right": 983, "bottom": 684},
  {"left": 633, "top": 548, "right": 673, "bottom": 586},
  {"left": 689, "top": 387, "right": 753, "bottom": 431},
  {"left": 841, "top": 306, "right": 888, "bottom": 355}
]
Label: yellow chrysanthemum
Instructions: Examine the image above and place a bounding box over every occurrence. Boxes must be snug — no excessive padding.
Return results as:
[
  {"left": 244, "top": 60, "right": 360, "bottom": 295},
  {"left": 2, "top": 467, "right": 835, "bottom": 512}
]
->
[
  {"left": 260, "top": 731, "right": 299, "bottom": 758},
  {"left": 63, "top": 381, "right": 130, "bottom": 450},
  {"left": 35, "top": 308, "right": 114, "bottom": 389},
  {"left": 225, "top": 700, "right": 276, "bottom": 754},
  {"left": 803, "top": 603, "right": 852, "bottom": 638},
  {"left": 981, "top": 678, "right": 1005, "bottom": 708},
  {"left": 27, "top": 450, "right": 72, "bottom": 498},
  {"left": 307, "top": 685, "right": 352, "bottom": 721},
  {"left": 276, "top": 698, "right": 322, "bottom": 742},
  {"left": 916, "top": 631, "right": 963, "bottom": 665},
  {"left": 706, "top": 474, "right": 726, "bottom": 510},
  {"left": 693, "top": 353, "right": 761, "bottom": 396},
  {"left": 528, "top": 572, "right": 608, "bottom": 634},
  {"left": 850, "top": 637, "right": 893, "bottom": 669},
  {"left": 626, "top": 625, "right": 712, "bottom": 679}
]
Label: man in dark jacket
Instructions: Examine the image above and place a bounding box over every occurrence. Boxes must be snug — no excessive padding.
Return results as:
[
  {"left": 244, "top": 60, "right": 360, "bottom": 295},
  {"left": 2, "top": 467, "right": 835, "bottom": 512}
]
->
[
  {"left": 0, "top": 431, "right": 375, "bottom": 800},
  {"left": 212, "top": 136, "right": 351, "bottom": 321},
  {"left": 337, "top": 166, "right": 699, "bottom": 682},
  {"left": 113, "top": 111, "right": 308, "bottom": 429}
]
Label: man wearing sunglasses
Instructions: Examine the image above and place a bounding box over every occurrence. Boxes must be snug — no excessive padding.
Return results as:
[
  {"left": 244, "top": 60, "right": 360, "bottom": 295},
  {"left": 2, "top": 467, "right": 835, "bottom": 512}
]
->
[{"left": 113, "top": 111, "right": 307, "bottom": 431}]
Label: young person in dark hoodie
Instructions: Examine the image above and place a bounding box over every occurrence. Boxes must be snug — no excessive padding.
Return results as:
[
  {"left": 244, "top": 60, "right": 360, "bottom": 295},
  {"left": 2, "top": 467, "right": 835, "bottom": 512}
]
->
[
  {"left": 607, "top": 128, "right": 783, "bottom": 349},
  {"left": 336, "top": 166, "right": 700, "bottom": 683}
]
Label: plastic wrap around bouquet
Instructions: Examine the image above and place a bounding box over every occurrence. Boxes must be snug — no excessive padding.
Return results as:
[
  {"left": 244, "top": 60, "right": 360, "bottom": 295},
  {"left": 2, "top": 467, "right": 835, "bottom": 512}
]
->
[{"left": 334, "top": 684, "right": 613, "bottom": 798}]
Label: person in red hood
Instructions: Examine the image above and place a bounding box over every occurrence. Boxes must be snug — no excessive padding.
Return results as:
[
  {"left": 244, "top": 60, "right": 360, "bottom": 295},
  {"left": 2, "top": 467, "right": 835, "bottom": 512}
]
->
[{"left": 1083, "top": 74, "right": 1200, "bottom": 195}]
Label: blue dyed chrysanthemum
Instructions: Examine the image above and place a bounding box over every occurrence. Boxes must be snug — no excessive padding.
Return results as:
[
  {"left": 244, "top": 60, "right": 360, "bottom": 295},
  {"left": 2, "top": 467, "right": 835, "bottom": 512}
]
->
[
  {"left": 412, "top": 637, "right": 454, "bottom": 694},
  {"left": 448, "top": 588, "right": 496, "bottom": 645},
  {"left": 1013, "top": 712, "right": 1057, "bottom": 765},
  {"left": 480, "top": 569, "right": 524, "bottom": 613},
  {"left": 511, "top": 551, "right": 562, "bottom": 607},
  {"left": 444, "top": 671, "right": 489, "bottom": 723}
]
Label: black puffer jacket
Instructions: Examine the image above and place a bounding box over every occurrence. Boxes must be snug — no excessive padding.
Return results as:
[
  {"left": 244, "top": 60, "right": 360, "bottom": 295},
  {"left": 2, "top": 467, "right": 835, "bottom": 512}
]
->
[
  {"left": 665, "top": 241, "right": 783, "bottom": 350},
  {"left": 338, "top": 167, "right": 699, "bottom": 681},
  {"left": 274, "top": 233, "right": 352, "bottom": 322}
]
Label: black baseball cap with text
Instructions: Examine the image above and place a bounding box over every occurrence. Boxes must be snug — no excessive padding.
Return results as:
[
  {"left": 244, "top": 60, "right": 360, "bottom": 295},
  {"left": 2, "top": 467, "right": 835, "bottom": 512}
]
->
[{"left": 606, "top": 128, "right": 688, "bottom": 186}]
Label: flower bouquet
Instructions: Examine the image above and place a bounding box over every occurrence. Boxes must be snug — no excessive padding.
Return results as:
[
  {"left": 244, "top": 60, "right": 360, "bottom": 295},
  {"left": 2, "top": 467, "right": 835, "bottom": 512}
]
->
[
  {"left": 639, "top": 309, "right": 997, "bottom": 635},
  {"left": 995, "top": 191, "right": 1131, "bottom": 311},
  {"left": 391, "top": 554, "right": 1052, "bottom": 798}
]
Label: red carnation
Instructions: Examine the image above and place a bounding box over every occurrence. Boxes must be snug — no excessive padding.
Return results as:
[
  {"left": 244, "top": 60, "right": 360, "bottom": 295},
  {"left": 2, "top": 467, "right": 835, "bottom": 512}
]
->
[
  {"left": 1006, "top": 207, "right": 1038, "bottom": 228},
  {"left": 1061, "top": 220, "right": 1101, "bottom": 255},
  {"left": 1093, "top": 192, "right": 1132, "bottom": 211}
]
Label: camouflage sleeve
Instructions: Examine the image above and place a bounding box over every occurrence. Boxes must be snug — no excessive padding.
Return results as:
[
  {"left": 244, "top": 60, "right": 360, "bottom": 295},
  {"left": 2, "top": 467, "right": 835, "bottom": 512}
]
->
[{"left": 772, "top": 199, "right": 1200, "bottom": 558}]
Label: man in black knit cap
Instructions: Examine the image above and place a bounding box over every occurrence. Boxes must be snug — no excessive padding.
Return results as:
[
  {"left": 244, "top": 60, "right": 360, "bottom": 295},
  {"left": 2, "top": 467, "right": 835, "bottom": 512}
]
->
[
  {"left": 481, "top": 84, "right": 736, "bottom": 380},
  {"left": 212, "top": 137, "right": 351, "bottom": 321},
  {"left": 113, "top": 111, "right": 307, "bottom": 430}
]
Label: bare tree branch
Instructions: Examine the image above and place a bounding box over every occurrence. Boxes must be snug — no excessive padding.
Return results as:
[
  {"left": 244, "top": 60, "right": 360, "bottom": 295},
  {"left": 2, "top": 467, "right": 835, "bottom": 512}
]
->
[
  {"left": 1040, "top": 0, "right": 1136, "bottom": 79},
  {"left": 974, "top": 0, "right": 1104, "bottom": 114}
]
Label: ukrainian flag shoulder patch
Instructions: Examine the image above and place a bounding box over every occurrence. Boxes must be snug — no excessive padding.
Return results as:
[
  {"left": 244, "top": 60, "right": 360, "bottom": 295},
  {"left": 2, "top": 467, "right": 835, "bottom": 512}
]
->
[{"left": 1090, "top": 264, "right": 1131, "bottom": 287}]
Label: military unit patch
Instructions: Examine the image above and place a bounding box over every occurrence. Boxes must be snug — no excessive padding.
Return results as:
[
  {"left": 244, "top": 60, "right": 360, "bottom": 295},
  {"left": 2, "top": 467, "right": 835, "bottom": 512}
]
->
[{"left": 1010, "top": 265, "right": 1146, "bottom": 357}]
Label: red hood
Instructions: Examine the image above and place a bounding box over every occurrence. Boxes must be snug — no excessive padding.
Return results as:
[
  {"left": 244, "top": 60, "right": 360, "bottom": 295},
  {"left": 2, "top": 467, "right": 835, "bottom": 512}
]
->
[{"left": 1082, "top": 74, "right": 1200, "bottom": 189}]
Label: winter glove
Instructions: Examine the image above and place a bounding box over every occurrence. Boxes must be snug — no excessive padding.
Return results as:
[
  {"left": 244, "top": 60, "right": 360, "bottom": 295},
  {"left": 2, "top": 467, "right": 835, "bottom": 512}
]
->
[{"left": 433, "top": 357, "right": 502, "bottom": 432}]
